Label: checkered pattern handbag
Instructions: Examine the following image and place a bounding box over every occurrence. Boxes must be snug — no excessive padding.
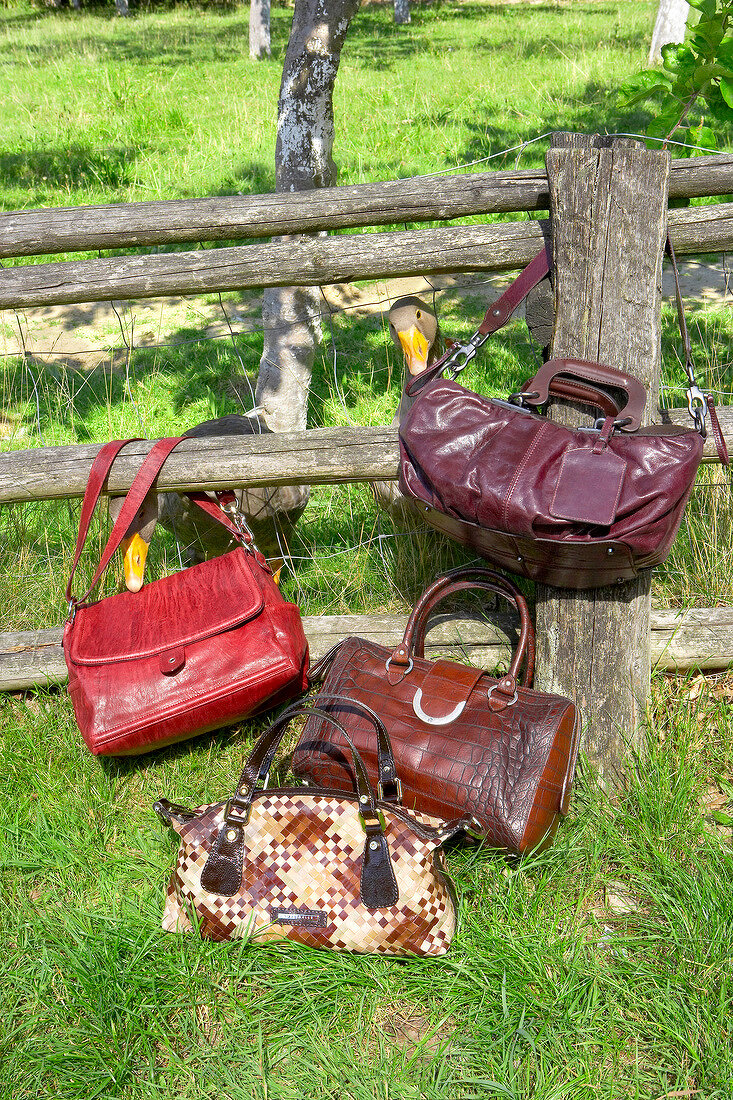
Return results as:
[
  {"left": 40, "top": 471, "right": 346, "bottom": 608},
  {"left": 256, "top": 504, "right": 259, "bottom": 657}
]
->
[{"left": 154, "top": 700, "right": 469, "bottom": 956}]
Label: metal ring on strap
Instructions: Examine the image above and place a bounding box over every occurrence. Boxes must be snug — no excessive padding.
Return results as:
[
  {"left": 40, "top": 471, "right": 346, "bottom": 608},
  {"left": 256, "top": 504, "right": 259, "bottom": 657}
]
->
[
  {"left": 384, "top": 655, "right": 413, "bottom": 677},
  {"left": 487, "top": 684, "right": 518, "bottom": 708}
]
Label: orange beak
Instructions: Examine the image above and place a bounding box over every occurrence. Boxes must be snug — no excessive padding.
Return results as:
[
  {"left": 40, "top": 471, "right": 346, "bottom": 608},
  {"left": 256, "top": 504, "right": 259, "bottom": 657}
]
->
[
  {"left": 397, "top": 325, "right": 431, "bottom": 376},
  {"left": 120, "top": 531, "right": 150, "bottom": 593}
]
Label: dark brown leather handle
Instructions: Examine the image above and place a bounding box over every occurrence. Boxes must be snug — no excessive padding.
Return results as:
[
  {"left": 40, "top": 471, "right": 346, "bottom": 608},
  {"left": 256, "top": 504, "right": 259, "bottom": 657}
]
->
[
  {"left": 398, "top": 567, "right": 535, "bottom": 686},
  {"left": 522, "top": 376, "right": 624, "bottom": 419},
  {"left": 233, "top": 701, "right": 387, "bottom": 823},
  {"left": 522, "top": 358, "right": 647, "bottom": 431},
  {"left": 206, "top": 703, "right": 398, "bottom": 907},
  {"left": 301, "top": 693, "right": 401, "bottom": 801}
]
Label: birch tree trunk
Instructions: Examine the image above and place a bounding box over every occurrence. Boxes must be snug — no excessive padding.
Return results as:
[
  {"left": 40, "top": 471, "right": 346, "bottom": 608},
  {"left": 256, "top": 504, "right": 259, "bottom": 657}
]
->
[
  {"left": 255, "top": 0, "right": 360, "bottom": 434},
  {"left": 250, "top": 0, "right": 271, "bottom": 61},
  {"left": 649, "top": 0, "right": 689, "bottom": 64},
  {"left": 394, "top": 0, "right": 410, "bottom": 25}
]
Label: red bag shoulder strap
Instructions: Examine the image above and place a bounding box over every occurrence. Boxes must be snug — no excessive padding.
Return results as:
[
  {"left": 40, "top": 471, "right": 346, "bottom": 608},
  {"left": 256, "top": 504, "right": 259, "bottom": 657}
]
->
[{"left": 66, "top": 438, "right": 252, "bottom": 607}]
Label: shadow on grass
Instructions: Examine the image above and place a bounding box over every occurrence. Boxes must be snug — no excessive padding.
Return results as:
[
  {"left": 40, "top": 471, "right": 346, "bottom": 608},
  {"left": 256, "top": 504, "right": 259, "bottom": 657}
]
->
[{"left": 0, "top": 145, "right": 136, "bottom": 194}]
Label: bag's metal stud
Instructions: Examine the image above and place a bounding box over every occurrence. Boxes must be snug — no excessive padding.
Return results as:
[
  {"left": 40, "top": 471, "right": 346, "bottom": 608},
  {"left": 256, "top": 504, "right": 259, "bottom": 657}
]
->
[
  {"left": 607, "top": 548, "right": 614, "bottom": 555},
  {"left": 360, "top": 794, "right": 369, "bottom": 804},
  {"left": 369, "top": 840, "right": 380, "bottom": 850},
  {"left": 226, "top": 828, "right": 238, "bottom": 842},
  {"left": 516, "top": 555, "right": 523, "bottom": 563},
  {"left": 382, "top": 765, "right": 390, "bottom": 774}
]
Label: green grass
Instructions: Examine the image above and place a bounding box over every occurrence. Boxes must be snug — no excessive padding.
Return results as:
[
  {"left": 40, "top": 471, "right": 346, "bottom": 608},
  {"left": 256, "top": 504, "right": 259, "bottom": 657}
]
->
[
  {"left": 1, "top": 2, "right": 733, "bottom": 1097},
  {"left": 2, "top": 679, "right": 733, "bottom": 1098},
  {"left": 0, "top": 0, "right": 663, "bottom": 217}
]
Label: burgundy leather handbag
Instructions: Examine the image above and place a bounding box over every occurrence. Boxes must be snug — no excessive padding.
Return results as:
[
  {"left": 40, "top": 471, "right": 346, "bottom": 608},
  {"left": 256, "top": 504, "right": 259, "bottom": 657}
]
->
[
  {"left": 64, "top": 437, "right": 309, "bottom": 756},
  {"left": 293, "top": 567, "right": 581, "bottom": 855},
  {"left": 398, "top": 244, "right": 728, "bottom": 589}
]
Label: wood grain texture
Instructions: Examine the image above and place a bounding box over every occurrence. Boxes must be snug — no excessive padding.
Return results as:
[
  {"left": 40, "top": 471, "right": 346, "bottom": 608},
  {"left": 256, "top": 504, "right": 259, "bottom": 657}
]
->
[
  {"left": 0, "top": 428, "right": 400, "bottom": 504},
  {"left": 0, "top": 407, "right": 730, "bottom": 505},
  {"left": 1, "top": 155, "right": 730, "bottom": 257},
  {"left": 2, "top": 607, "right": 731, "bottom": 692},
  {"left": 534, "top": 138, "right": 670, "bottom": 781},
  {"left": 0, "top": 203, "right": 730, "bottom": 310}
]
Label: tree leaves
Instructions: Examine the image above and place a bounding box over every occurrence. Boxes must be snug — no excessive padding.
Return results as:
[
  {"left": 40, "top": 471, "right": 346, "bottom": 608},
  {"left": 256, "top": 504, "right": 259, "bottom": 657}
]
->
[{"left": 620, "top": 0, "right": 733, "bottom": 154}]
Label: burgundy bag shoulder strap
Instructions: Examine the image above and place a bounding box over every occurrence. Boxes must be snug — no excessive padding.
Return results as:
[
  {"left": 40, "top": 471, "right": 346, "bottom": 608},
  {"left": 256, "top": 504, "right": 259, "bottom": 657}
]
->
[{"left": 404, "top": 240, "right": 551, "bottom": 397}]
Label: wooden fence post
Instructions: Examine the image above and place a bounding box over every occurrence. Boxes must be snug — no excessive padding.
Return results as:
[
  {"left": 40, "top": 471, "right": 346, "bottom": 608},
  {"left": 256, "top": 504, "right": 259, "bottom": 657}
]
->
[{"left": 534, "top": 134, "right": 670, "bottom": 782}]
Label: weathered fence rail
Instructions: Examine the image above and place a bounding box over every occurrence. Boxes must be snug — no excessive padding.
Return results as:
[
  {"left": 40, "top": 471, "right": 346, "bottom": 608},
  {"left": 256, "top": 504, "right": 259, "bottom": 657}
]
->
[
  {"left": 1, "top": 410, "right": 731, "bottom": 506},
  {"left": 2, "top": 154, "right": 732, "bottom": 256},
  {"left": 1, "top": 204, "right": 732, "bottom": 309},
  {"left": 4, "top": 605, "right": 733, "bottom": 692}
]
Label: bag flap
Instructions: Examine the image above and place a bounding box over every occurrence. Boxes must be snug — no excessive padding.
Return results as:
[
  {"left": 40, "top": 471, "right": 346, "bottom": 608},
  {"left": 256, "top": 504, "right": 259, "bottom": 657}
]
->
[
  {"left": 67, "top": 547, "right": 265, "bottom": 665},
  {"left": 411, "top": 659, "right": 484, "bottom": 726}
]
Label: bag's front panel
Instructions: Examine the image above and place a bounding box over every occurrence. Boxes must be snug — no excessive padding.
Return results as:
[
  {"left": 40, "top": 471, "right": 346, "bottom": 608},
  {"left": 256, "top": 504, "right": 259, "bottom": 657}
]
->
[
  {"left": 164, "top": 794, "right": 456, "bottom": 956},
  {"left": 399, "top": 379, "right": 703, "bottom": 561},
  {"left": 293, "top": 639, "right": 575, "bottom": 853},
  {"left": 66, "top": 601, "right": 307, "bottom": 755}
]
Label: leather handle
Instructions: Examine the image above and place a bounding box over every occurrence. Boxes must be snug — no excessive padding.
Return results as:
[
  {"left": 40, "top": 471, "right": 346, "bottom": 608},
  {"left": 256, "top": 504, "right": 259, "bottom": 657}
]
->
[
  {"left": 522, "top": 358, "right": 647, "bottom": 431},
  {"left": 205, "top": 703, "right": 399, "bottom": 907},
  {"left": 303, "top": 693, "right": 401, "bottom": 801},
  {"left": 392, "top": 567, "right": 534, "bottom": 686},
  {"left": 66, "top": 438, "right": 248, "bottom": 606},
  {"left": 522, "top": 376, "right": 624, "bottom": 419},
  {"left": 233, "top": 702, "right": 385, "bottom": 823}
]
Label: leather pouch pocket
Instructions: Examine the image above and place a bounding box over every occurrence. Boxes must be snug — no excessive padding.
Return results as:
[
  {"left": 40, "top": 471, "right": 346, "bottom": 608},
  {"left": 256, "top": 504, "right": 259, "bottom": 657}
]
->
[{"left": 550, "top": 447, "right": 627, "bottom": 526}]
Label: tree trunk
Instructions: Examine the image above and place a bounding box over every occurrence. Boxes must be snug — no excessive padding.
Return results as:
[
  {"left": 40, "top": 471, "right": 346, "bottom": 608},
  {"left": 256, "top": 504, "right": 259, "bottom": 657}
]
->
[
  {"left": 250, "top": 0, "right": 271, "bottom": 61},
  {"left": 649, "top": 0, "right": 689, "bottom": 64},
  {"left": 255, "top": 0, "right": 360, "bottom": 434},
  {"left": 394, "top": 0, "right": 410, "bottom": 25}
]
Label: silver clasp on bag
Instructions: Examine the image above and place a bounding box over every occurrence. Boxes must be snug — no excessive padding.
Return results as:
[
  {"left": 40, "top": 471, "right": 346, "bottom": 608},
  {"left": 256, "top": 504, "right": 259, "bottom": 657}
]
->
[
  {"left": 687, "top": 383, "right": 708, "bottom": 436},
  {"left": 442, "top": 330, "right": 490, "bottom": 377},
  {"left": 218, "top": 492, "right": 256, "bottom": 549}
]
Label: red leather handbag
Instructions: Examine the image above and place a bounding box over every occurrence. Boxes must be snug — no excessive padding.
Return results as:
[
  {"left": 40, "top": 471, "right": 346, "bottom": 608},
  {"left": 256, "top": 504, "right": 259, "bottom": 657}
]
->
[
  {"left": 63, "top": 438, "right": 309, "bottom": 756},
  {"left": 293, "top": 568, "right": 581, "bottom": 855},
  {"left": 398, "top": 243, "right": 728, "bottom": 589}
]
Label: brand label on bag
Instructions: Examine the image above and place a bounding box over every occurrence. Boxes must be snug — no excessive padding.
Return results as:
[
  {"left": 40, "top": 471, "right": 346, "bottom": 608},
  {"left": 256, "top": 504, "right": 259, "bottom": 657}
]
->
[{"left": 270, "top": 906, "right": 328, "bottom": 927}]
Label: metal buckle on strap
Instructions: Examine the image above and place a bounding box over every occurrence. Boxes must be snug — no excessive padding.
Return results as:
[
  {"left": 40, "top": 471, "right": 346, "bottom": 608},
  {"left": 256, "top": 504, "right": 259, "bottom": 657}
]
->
[
  {"left": 442, "top": 330, "right": 490, "bottom": 378},
  {"left": 385, "top": 655, "right": 413, "bottom": 677},
  {"left": 217, "top": 493, "right": 256, "bottom": 547},
  {"left": 377, "top": 777, "right": 403, "bottom": 802},
  {"left": 687, "top": 384, "right": 708, "bottom": 436}
]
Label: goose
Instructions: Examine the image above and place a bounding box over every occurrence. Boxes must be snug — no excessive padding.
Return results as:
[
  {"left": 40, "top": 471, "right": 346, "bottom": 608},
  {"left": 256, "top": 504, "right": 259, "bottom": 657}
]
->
[
  {"left": 371, "top": 295, "right": 442, "bottom": 519},
  {"left": 109, "top": 298, "right": 441, "bottom": 590},
  {"left": 109, "top": 414, "right": 308, "bottom": 591}
]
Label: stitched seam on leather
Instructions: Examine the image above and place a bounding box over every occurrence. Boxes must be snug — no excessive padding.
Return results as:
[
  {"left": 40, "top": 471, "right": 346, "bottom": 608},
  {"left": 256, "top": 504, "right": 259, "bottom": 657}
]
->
[
  {"left": 68, "top": 551, "right": 266, "bottom": 664},
  {"left": 501, "top": 420, "right": 551, "bottom": 530}
]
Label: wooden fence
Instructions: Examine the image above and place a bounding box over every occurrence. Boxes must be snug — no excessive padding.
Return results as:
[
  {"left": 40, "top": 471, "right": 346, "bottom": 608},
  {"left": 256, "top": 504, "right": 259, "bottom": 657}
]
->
[{"left": 1, "top": 136, "right": 732, "bottom": 777}]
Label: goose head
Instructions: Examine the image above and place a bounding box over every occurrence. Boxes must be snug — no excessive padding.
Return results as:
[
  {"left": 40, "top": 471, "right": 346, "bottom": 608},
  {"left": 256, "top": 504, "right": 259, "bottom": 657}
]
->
[
  {"left": 388, "top": 296, "right": 440, "bottom": 376},
  {"left": 108, "top": 491, "right": 159, "bottom": 593}
]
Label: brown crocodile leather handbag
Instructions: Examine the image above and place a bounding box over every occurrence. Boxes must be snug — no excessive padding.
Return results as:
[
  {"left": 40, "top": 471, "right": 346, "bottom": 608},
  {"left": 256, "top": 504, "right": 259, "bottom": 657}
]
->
[
  {"left": 293, "top": 568, "right": 581, "bottom": 855},
  {"left": 398, "top": 242, "right": 728, "bottom": 589},
  {"left": 155, "top": 700, "right": 469, "bottom": 956}
]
